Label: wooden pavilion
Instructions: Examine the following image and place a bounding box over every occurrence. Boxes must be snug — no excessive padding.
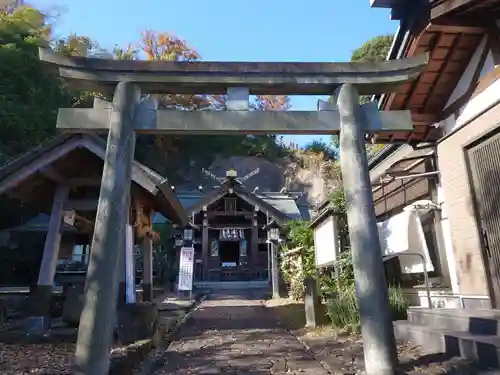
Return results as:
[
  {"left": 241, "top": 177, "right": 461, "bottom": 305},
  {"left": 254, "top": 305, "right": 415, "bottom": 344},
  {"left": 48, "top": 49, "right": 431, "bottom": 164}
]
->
[{"left": 0, "top": 133, "right": 187, "bottom": 316}]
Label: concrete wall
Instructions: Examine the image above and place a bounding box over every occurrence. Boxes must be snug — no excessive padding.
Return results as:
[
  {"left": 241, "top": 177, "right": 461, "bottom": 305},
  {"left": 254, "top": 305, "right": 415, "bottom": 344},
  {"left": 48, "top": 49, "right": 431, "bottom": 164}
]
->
[{"left": 437, "top": 102, "right": 500, "bottom": 297}]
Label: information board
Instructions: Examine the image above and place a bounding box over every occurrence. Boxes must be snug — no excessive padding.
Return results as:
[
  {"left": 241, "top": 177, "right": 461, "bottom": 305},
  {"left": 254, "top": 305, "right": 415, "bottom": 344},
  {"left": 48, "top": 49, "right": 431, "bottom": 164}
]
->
[
  {"left": 178, "top": 246, "right": 195, "bottom": 291},
  {"left": 313, "top": 215, "right": 340, "bottom": 267}
]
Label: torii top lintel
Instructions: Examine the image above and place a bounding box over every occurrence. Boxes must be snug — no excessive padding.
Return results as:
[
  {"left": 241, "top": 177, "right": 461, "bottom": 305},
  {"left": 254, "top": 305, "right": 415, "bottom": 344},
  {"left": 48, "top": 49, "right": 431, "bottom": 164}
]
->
[{"left": 38, "top": 48, "right": 428, "bottom": 96}]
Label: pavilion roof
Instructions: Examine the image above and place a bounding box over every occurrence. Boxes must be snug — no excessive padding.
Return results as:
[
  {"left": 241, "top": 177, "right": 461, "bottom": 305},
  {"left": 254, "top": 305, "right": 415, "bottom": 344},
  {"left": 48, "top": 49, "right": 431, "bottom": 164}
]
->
[{"left": 0, "top": 134, "right": 188, "bottom": 226}]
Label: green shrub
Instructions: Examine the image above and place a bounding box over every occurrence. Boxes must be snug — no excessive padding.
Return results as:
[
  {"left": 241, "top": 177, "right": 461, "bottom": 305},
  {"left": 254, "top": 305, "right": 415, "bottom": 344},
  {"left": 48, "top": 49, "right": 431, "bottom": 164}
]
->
[
  {"left": 326, "top": 284, "right": 410, "bottom": 330},
  {"left": 388, "top": 284, "right": 411, "bottom": 320}
]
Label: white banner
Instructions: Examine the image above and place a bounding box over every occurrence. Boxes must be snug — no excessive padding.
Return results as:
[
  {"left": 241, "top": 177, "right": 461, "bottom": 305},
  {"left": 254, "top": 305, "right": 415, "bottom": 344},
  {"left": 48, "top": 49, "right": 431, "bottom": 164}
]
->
[
  {"left": 178, "top": 247, "right": 195, "bottom": 291},
  {"left": 125, "top": 225, "right": 136, "bottom": 303},
  {"left": 377, "top": 209, "right": 434, "bottom": 274}
]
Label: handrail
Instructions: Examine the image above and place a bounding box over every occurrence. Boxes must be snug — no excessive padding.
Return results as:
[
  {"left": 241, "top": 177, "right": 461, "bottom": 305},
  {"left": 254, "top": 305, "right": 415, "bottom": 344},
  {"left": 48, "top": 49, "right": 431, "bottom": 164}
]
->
[{"left": 382, "top": 252, "right": 432, "bottom": 309}]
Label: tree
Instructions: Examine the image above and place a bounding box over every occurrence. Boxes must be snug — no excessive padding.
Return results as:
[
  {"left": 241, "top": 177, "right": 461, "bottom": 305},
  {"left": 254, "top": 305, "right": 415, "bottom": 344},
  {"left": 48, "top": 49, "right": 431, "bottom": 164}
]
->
[
  {"left": 252, "top": 95, "right": 291, "bottom": 111},
  {"left": 54, "top": 33, "right": 95, "bottom": 57},
  {"left": 0, "top": 6, "right": 71, "bottom": 161},
  {"left": 303, "top": 140, "right": 338, "bottom": 160},
  {"left": 351, "top": 35, "right": 393, "bottom": 63},
  {"left": 53, "top": 33, "right": 111, "bottom": 108},
  {"left": 351, "top": 35, "right": 393, "bottom": 105},
  {"left": 112, "top": 44, "right": 137, "bottom": 60}
]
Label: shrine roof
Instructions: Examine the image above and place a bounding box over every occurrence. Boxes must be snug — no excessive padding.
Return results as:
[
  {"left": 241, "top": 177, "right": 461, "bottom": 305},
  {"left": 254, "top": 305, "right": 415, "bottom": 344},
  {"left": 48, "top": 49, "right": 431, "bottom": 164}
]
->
[
  {"left": 153, "top": 188, "right": 305, "bottom": 225},
  {"left": 253, "top": 192, "right": 303, "bottom": 220}
]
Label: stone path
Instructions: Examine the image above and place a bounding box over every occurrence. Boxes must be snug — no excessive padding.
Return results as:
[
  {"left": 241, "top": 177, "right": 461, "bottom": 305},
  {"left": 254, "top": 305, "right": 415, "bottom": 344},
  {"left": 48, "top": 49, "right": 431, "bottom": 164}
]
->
[{"left": 150, "top": 291, "right": 330, "bottom": 375}]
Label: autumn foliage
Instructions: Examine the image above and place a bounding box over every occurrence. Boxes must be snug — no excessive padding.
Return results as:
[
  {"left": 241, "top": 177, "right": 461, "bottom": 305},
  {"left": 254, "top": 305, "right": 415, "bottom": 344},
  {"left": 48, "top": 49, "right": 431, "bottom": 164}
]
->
[{"left": 0, "top": 6, "right": 291, "bottom": 181}]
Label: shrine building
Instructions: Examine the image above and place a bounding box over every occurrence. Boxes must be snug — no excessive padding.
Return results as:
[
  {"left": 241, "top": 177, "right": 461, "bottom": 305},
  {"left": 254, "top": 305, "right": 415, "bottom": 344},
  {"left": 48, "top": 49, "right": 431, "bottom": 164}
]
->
[{"left": 157, "top": 169, "right": 308, "bottom": 284}]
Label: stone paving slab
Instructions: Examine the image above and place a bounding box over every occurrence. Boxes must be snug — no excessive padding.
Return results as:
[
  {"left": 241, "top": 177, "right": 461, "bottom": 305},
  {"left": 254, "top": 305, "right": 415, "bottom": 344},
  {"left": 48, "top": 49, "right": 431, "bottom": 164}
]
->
[{"left": 149, "top": 291, "right": 329, "bottom": 375}]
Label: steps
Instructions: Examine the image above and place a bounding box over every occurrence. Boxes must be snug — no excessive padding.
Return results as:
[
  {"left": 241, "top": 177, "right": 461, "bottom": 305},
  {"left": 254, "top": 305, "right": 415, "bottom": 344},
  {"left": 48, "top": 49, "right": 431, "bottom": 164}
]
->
[
  {"left": 193, "top": 280, "right": 269, "bottom": 291},
  {"left": 395, "top": 308, "right": 500, "bottom": 369}
]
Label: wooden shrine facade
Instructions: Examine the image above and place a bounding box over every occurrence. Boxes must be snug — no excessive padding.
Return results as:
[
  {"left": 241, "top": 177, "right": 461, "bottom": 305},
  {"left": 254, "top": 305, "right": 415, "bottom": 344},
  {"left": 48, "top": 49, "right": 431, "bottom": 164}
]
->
[{"left": 184, "top": 173, "right": 296, "bottom": 282}]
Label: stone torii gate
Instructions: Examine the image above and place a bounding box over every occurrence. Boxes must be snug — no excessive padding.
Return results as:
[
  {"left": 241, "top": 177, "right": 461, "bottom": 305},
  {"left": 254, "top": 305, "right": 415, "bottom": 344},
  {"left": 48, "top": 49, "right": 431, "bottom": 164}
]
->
[{"left": 39, "top": 48, "right": 427, "bottom": 375}]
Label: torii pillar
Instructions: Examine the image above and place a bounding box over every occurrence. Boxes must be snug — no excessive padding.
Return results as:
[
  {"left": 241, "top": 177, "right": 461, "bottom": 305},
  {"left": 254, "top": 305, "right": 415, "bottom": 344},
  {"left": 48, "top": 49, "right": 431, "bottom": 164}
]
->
[{"left": 74, "top": 82, "right": 139, "bottom": 375}]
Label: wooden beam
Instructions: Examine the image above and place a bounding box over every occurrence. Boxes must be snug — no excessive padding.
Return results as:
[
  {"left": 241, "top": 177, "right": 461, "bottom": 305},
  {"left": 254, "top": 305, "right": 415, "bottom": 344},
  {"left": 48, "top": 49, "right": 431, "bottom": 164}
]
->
[
  {"left": 426, "top": 23, "right": 485, "bottom": 34},
  {"left": 440, "top": 38, "right": 491, "bottom": 120},
  {"left": 431, "top": 0, "right": 479, "bottom": 21},
  {"left": 56, "top": 104, "right": 415, "bottom": 135},
  {"left": 422, "top": 33, "right": 462, "bottom": 113},
  {"left": 39, "top": 48, "right": 429, "bottom": 95}
]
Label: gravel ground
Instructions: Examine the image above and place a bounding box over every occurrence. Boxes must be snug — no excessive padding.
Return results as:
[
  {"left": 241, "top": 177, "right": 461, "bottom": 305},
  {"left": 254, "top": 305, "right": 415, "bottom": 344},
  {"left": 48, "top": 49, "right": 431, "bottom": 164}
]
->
[
  {"left": 0, "top": 342, "right": 75, "bottom": 375},
  {"left": 0, "top": 293, "right": 485, "bottom": 375},
  {"left": 265, "top": 298, "right": 482, "bottom": 375},
  {"left": 147, "top": 290, "right": 330, "bottom": 375}
]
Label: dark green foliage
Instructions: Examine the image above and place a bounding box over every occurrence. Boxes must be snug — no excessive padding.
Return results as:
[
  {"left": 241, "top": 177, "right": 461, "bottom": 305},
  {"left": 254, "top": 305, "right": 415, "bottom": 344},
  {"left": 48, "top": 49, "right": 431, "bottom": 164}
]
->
[
  {"left": 326, "top": 253, "right": 409, "bottom": 330},
  {"left": 283, "top": 220, "right": 316, "bottom": 277},
  {"left": 152, "top": 223, "right": 177, "bottom": 285},
  {"left": 0, "top": 7, "right": 72, "bottom": 162},
  {"left": 351, "top": 35, "right": 394, "bottom": 63},
  {"left": 351, "top": 34, "right": 394, "bottom": 105},
  {"left": 303, "top": 140, "right": 338, "bottom": 160}
]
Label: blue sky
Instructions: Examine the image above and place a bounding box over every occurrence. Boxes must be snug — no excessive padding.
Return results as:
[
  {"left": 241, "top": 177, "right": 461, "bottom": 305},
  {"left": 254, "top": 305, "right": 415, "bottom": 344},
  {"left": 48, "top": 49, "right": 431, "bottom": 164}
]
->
[{"left": 31, "top": 0, "right": 396, "bottom": 147}]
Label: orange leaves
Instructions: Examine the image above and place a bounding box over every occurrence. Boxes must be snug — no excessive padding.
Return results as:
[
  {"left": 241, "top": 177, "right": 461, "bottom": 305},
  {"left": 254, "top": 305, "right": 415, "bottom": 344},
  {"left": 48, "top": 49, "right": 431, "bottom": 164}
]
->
[
  {"left": 136, "top": 30, "right": 213, "bottom": 112},
  {"left": 140, "top": 30, "right": 199, "bottom": 62},
  {"left": 253, "top": 95, "right": 291, "bottom": 111}
]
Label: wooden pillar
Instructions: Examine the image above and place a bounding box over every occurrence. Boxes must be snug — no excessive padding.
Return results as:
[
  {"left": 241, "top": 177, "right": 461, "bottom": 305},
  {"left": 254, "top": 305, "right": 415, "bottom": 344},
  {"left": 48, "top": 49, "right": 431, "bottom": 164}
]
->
[
  {"left": 270, "top": 242, "right": 280, "bottom": 299},
  {"left": 201, "top": 220, "right": 210, "bottom": 281},
  {"left": 74, "top": 82, "right": 140, "bottom": 375},
  {"left": 117, "top": 204, "right": 133, "bottom": 305},
  {"left": 142, "top": 236, "right": 153, "bottom": 302},
  {"left": 124, "top": 224, "right": 136, "bottom": 304},
  {"left": 210, "top": 238, "right": 220, "bottom": 281},
  {"left": 27, "top": 185, "right": 69, "bottom": 334},
  {"left": 117, "top": 239, "right": 126, "bottom": 305},
  {"left": 251, "top": 211, "right": 259, "bottom": 273}
]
